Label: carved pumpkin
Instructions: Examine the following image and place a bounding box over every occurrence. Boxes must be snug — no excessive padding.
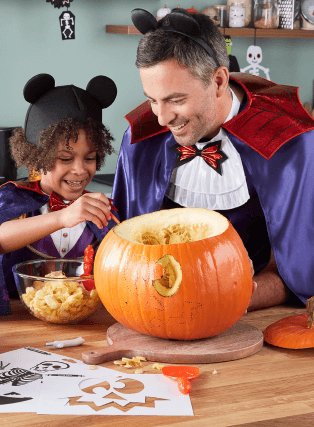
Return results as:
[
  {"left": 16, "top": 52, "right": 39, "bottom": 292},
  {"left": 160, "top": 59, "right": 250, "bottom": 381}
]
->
[
  {"left": 264, "top": 297, "right": 314, "bottom": 349},
  {"left": 94, "top": 208, "right": 253, "bottom": 340}
]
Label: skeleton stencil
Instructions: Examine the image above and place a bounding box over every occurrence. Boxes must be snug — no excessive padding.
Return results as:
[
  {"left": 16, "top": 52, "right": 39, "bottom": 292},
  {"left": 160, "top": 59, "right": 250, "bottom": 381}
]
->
[
  {"left": 0, "top": 361, "right": 70, "bottom": 387},
  {"left": 0, "top": 368, "right": 42, "bottom": 386}
]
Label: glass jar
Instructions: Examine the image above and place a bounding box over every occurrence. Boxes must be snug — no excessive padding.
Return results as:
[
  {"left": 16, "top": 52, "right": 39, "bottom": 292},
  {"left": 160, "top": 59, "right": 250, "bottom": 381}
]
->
[
  {"left": 215, "top": 5, "right": 228, "bottom": 27},
  {"left": 228, "top": 1, "right": 247, "bottom": 27},
  {"left": 253, "top": 0, "right": 279, "bottom": 28},
  {"left": 227, "top": 0, "right": 252, "bottom": 27}
]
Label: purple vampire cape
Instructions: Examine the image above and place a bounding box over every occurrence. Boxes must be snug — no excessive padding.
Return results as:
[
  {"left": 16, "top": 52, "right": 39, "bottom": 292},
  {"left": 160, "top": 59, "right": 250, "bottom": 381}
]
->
[
  {"left": 0, "top": 180, "right": 117, "bottom": 315},
  {"left": 112, "top": 73, "right": 314, "bottom": 304}
]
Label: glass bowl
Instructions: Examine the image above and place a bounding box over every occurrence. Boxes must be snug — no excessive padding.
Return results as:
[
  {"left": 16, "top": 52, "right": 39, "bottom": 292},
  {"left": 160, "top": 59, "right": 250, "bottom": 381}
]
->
[{"left": 13, "top": 259, "right": 100, "bottom": 324}]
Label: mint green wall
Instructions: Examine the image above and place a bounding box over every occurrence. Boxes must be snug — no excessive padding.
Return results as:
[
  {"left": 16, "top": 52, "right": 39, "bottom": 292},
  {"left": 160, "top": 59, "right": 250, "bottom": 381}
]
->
[{"left": 1, "top": 0, "right": 313, "bottom": 175}]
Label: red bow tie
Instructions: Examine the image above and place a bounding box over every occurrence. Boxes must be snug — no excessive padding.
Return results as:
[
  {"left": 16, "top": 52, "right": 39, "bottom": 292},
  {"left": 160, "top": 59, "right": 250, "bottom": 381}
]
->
[
  {"left": 177, "top": 141, "right": 228, "bottom": 175},
  {"left": 49, "top": 192, "right": 74, "bottom": 212}
]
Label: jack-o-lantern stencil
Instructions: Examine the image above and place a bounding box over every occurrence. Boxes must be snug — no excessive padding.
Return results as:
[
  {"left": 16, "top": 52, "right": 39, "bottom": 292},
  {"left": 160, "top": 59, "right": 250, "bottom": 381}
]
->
[{"left": 68, "top": 377, "right": 167, "bottom": 412}]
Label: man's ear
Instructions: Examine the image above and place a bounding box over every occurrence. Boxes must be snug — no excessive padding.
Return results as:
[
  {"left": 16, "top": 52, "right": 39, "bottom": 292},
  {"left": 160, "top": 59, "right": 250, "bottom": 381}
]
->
[{"left": 212, "top": 67, "right": 229, "bottom": 98}]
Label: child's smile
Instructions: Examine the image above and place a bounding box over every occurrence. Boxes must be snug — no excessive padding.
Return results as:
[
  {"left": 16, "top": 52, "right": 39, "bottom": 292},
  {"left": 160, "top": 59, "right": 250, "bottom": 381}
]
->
[{"left": 40, "top": 129, "right": 97, "bottom": 201}]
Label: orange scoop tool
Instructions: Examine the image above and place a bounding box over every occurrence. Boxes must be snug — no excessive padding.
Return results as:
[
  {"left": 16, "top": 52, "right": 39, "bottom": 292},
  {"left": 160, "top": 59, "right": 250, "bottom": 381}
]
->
[{"left": 161, "top": 365, "right": 200, "bottom": 394}]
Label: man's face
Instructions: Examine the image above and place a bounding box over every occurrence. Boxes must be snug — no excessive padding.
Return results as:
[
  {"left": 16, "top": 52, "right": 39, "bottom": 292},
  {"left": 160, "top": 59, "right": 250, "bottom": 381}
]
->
[{"left": 140, "top": 59, "right": 222, "bottom": 146}]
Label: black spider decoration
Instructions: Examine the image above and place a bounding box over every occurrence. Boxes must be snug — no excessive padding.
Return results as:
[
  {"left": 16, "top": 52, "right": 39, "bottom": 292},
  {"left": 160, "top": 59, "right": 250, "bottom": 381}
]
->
[{"left": 46, "top": 0, "right": 73, "bottom": 9}]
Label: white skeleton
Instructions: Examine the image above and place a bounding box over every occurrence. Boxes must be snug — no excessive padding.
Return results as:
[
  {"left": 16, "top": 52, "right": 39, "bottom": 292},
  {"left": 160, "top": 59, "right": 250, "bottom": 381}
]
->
[
  {"left": 60, "top": 12, "right": 74, "bottom": 39},
  {"left": 240, "top": 45, "right": 270, "bottom": 80}
]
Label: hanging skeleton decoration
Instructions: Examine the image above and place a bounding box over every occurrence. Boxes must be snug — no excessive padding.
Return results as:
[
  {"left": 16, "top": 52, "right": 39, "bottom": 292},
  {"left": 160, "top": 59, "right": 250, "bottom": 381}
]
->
[
  {"left": 46, "top": 0, "right": 75, "bottom": 40},
  {"left": 240, "top": 45, "right": 270, "bottom": 80},
  {"left": 59, "top": 10, "right": 75, "bottom": 40}
]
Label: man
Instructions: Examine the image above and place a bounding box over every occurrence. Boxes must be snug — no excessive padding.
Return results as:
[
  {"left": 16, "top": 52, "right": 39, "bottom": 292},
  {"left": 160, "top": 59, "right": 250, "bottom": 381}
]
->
[{"left": 112, "top": 8, "right": 314, "bottom": 310}]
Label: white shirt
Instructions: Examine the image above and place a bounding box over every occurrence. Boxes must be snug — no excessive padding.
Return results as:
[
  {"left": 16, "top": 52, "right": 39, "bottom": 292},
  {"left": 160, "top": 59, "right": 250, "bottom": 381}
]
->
[
  {"left": 40, "top": 204, "right": 86, "bottom": 257},
  {"left": 166, "top": 89, "right": 249, "bottom": 210}
]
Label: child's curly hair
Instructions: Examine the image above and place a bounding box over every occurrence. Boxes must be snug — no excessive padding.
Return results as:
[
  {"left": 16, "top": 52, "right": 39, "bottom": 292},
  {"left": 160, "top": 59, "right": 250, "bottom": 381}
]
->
[{"left": 9, "top": 117, "right": 114, "bottom": 174}]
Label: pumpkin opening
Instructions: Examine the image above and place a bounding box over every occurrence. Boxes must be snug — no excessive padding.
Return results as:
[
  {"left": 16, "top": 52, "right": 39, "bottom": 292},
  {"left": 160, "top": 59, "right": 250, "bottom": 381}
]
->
[
  {"left": 114, "top": 209, "right": 229, "bottom": 245},
  {"left": 152, "top": 254, "right": 182, "bottom": 297}
]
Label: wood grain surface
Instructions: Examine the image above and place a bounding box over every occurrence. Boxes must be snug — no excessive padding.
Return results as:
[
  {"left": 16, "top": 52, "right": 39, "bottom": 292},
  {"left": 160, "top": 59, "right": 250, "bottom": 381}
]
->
[
  {"left": 1, "top": 300, "right": 314, "bottom": 427},
  {"left": 82, "top": 321, "right": 263, "bottom": 365}
]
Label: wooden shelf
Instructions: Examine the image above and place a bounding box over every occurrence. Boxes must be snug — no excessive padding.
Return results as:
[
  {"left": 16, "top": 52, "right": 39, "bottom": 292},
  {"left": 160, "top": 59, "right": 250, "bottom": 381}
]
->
[{"left": 105, "top": 25, "right": 314, "bottom": 39}]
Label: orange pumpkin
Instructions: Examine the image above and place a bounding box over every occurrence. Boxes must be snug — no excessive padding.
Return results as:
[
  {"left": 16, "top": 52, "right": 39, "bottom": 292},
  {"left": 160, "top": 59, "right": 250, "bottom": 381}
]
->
[
  {"left": 94, "top": 208, "right": 253, "bottom": 340},
  {"left": 264, "top": 297, "right": 314, "bottom": 349}
]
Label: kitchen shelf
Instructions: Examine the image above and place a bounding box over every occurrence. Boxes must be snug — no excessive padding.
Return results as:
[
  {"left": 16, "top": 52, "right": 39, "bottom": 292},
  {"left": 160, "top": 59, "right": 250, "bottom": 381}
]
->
[{"left": 105, "top": 25, "right": 314, "bottom": 39}]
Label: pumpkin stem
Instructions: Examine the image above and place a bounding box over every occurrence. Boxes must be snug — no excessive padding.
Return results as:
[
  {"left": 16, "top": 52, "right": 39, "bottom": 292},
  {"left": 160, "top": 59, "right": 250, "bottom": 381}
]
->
[{"left": 306, "top": 296, "right": 314, "bottom": 328}]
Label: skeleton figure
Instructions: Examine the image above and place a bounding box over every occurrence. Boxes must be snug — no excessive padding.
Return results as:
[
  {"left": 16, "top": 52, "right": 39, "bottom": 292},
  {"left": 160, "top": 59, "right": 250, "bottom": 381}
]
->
[
  {"left": 240, "top": 45, "right": 270, "bottom": 80},
  {"left": 60, "top": 11, "right": 75, "bottom": 39}
]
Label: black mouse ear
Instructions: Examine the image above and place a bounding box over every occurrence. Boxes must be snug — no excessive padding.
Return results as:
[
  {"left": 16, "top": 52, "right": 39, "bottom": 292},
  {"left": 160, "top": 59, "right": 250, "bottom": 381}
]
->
[
  {"left": 86, "top": 75, "right": 117, "bottom": 109},
  {"left": 23, "top": 74, "right": 55, "bottom": 104},
  {"left": 131, "top": 8, "right": 158, "bottom": 34},
  {"left": 165, "top": 11, "right": 201, "bottom": 37}
]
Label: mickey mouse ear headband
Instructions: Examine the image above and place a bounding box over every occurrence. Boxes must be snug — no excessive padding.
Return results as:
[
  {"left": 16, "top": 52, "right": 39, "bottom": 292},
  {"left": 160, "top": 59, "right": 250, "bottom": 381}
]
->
[
  {"left": 23, "top": 73, "right": 117, "bottom": 145},
  {"left": 131, "top": 8, "right": 219, "bottom": 67}
]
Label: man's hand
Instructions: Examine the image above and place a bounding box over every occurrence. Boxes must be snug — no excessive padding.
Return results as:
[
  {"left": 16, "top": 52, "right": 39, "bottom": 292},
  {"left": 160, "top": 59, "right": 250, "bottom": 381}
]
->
[{"left": 247, "top": 256, "right": 289, "bottom": 312}]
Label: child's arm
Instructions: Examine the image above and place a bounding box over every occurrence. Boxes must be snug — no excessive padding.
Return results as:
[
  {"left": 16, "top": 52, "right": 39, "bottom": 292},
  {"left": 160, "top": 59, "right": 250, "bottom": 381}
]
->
[{"left": 0, "top": 193, "right": 112, "bottom": 253}]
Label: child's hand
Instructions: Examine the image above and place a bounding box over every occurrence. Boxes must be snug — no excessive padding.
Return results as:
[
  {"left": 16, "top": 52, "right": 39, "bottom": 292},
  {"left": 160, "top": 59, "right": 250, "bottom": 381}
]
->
[{"left": 56, "top": 193, "right": 112, "bottom": 229}]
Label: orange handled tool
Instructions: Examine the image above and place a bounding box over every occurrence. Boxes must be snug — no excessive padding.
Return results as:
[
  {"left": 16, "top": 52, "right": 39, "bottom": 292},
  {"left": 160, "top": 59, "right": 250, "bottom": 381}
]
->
[{"left": 161, "top": 365, "right": 200, "bottom": 394}]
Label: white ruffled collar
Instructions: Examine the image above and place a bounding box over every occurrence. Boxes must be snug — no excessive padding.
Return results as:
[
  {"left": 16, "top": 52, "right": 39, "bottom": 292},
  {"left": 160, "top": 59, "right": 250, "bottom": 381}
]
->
[{"left": 166, "top": 89, "right": 250, "bottom": 210}]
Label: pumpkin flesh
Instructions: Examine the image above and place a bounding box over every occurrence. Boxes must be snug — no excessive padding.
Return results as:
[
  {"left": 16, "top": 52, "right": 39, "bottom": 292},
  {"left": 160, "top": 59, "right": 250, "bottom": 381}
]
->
[{"left": 94, "top": 208, "right": 253, "bottom": 340}]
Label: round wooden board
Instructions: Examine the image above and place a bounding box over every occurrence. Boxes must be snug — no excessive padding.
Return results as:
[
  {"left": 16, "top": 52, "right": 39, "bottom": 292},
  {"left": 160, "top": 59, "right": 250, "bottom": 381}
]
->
[{"left": 82, "top": 321, "right": 263, "bottom": 365}]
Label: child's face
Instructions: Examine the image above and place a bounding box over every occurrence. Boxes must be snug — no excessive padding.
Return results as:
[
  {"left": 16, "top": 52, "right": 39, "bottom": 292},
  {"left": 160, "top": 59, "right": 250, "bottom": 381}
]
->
[{"left": 40, "top": 129, "right": 97, "bottom": 200}]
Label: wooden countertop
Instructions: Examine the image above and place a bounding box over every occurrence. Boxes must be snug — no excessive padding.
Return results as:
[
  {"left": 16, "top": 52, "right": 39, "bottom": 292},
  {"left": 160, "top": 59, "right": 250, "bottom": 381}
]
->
[{"left": 1, "top": 300, "right": 314, "bottom": 426}]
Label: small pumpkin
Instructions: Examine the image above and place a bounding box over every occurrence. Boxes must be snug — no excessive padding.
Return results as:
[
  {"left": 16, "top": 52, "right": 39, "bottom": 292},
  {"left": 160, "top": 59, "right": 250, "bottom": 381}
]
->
[
  {"left": 264, "top": 297, "right": 314, "bottom": 349},
  {"left": 94, "top": 208, "right": 253, "bottom": 340}
]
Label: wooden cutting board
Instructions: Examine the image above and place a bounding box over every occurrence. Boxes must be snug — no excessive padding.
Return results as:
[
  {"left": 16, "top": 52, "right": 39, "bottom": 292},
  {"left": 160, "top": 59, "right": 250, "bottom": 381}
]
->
[{"left": 82, "top": 321, "right": 263, "bottom": 365}]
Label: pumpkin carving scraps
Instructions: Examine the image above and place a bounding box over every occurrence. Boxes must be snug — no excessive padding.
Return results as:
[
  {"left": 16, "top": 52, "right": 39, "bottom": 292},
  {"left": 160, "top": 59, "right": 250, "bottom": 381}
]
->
[
  {"left": 94, "top": 208, "right": 253, "bottom": 341},
  {"left": 264, "top": 296, "right": 314, "bottom": 349}
]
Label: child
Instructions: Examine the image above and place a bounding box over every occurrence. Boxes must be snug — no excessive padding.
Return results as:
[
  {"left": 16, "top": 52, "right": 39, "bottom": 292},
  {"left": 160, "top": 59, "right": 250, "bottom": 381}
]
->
[{"left": 0, "top": 73, "right": 118, "bottom": 315}]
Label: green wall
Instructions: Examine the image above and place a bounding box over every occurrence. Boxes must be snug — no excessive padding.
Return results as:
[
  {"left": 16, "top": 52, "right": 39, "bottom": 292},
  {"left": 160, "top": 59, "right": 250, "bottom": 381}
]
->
[{"left": 1, "top": 0, "right": 313, "bottom": 175}]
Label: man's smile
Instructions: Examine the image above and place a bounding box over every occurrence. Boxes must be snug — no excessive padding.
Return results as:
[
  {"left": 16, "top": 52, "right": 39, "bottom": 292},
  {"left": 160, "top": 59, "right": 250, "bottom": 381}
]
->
[{"left": 169, "top": 121, "right": 188, "bottom": 134}]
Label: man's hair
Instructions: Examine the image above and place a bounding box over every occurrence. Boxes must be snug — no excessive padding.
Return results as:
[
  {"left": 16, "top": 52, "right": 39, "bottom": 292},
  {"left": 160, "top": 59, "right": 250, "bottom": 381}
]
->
[
  {"left": 9, "top": 117, "right": 114, "bottom": 174},
  {"left": 135, "top": 10, "right": 229, "bottom": 84}
]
